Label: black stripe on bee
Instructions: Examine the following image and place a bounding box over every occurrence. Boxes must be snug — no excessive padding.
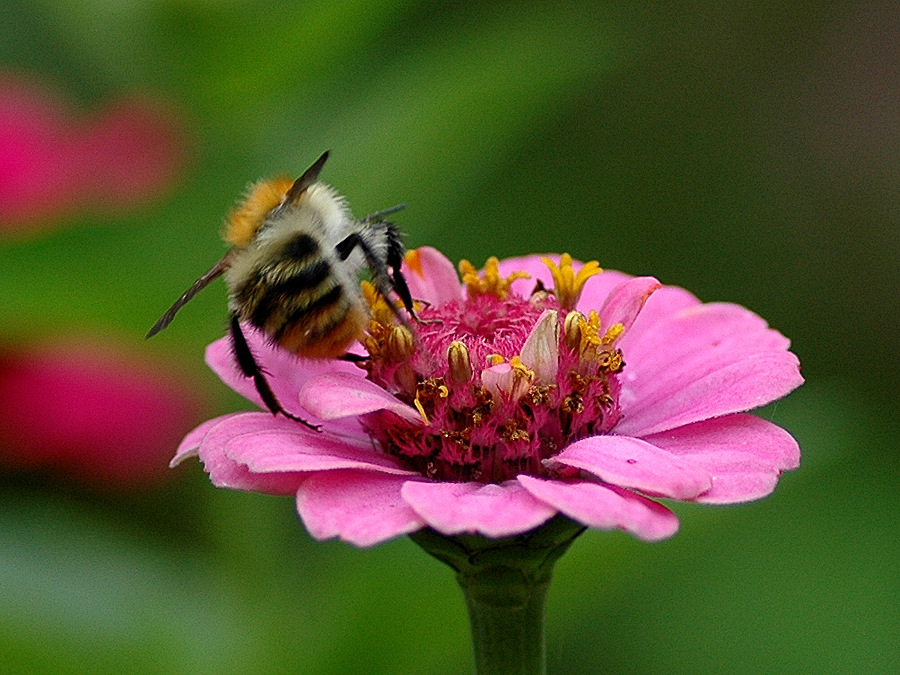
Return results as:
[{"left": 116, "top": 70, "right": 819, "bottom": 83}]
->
[
  {"left": 280, "top": 232, "right": 320, "bottom": 262},
  {"left": 271, "top": 284, "right": 346, "bottom": 343},
  {"left": 234, "top": 257, "right": 332, "bottom": 327},
  {"left": 251, "top": 273, "right": 335, "bottom": 330},
  {"left": 269, "top": 259, "right": 332, "bottom": 295},
  {"left": 297, "top": 282, "right": 344, "bottom": 319}
]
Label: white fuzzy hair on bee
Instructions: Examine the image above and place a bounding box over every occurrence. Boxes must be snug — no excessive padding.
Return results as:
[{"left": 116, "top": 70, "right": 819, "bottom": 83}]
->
[{"left": 147, "top": 151, "right": 416, "bottom": 430}]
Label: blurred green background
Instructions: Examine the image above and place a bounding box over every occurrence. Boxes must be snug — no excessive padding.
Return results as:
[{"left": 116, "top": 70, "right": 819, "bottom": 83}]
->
[{"left": 1, "top": 1, "right": 897, "bottom": 673}]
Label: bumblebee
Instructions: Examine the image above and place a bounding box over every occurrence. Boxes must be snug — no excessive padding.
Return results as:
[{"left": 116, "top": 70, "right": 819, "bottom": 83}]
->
[{"left": 147, "top": 151, "right": 415, "bottom": 430}]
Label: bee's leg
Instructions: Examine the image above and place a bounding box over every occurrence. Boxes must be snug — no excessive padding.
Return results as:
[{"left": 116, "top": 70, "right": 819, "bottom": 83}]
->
[
  {"left": 336, "top": 225, "right": 416, "bottom": 320},
  {"left": 382, "top": 223, "right": 416, "bottom": 316},
  {"left": 337, "top": 352, "right": 369, "bottom": 363},
  {"left": 229, "top": 315, "right": 321, "bottom": 432}
]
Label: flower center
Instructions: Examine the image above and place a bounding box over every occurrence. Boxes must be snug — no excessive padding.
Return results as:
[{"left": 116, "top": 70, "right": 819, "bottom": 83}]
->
[{"left": 361, "top": 255, "right": 625, "bottom": 484}]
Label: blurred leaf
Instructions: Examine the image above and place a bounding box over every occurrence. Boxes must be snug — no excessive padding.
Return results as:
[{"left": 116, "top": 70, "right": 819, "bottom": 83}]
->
[{"left": 0, "top": 491, "right": 257, "bottom": 674}]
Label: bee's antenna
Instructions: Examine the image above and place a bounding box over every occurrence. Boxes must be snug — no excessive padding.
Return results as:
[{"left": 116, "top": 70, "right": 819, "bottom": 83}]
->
[{"left": 361, "top": 204, "right": 406, "bottom": 223}]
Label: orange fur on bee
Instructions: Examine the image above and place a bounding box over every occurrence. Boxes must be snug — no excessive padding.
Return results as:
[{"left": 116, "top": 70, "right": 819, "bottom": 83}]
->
[
  {"left": 277, "top": 304, "right": 369, "bottom": 358},
  {"left": 223, "top": 177, "right": 294, "bottom": 247}
]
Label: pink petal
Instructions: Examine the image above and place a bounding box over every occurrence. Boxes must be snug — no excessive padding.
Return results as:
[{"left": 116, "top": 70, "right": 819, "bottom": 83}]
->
[
  {"left": 298, "top": 372, "right": 423, "bottom": 424},
  {"left": 615, "top": 303, "right": 803, "bottom": 436},
  {"left": 576, "top": 269, "right": 636, "bottom": 312},
  {"left": 205, "top": 335, "right": 255, "bottom": 400},
  {"left": 189, "top": 413, "right": 309, "bottom": 495},
  {"left": 695, "top": 472, "right": 783, "bottom": 505},
  {"left": 205, "top": 327, "right": 361, "bottom": 417},
  {"left": 551, "top": 435, "right": 712, "bottom": 499},
  {"left": 296, "top": 471, "right": 425, "bottom": 547},
  {"left": 642, "top": 414, "right": 800, "bottom": 503},
  {"left": 400, "top": 480, "right": 556, "bottom": 537},
  {"left": 517, "top": 475, "right": 679, "bottom": 541},
  {"left": 481, "top": 362, "right": 521, "bottom": 402},
  {"left": 617, "top": 283, "right": 702, "bottom": 349},
  {"left": 223, "top": 428, "right": 414, "bottom": 475},
  {"left": 496, "top": 254, "right": 559, "bottom": 299},
  {"left": 623, "top": 302, "right": 792, "bottom": 376},
  {"left": 404, "top": 246, "right": 463, "bottom": 307},
  {"left": 598, "top": 276, "right": 661, "bottom": 337},
  {"left": 171, "top": 415, "right": 225, "bottom": 467},
  {"left": 617, "top": 350, "right": 803, "bottom": 437}
]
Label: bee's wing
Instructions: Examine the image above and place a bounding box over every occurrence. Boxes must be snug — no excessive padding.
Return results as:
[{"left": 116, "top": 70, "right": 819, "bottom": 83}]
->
[
  {"left": 285, "top": 150, "right": 330, "bottom": 205},
  {"left": 146, "top": 254, "right": 231, "bottom": 338}
]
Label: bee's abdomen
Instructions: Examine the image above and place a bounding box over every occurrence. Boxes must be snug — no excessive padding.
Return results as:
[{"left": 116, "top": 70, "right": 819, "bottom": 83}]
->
[{"left": 231, "top": 233, "right": 365, "bottom": 358}]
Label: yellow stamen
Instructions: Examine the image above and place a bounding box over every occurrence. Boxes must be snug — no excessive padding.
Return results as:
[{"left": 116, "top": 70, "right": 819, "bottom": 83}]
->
[
  {"left": 541, "top": 254, "right": 602, "bottom": 309},
  {"left": 563, "top": 310, "right": 584, "bottom": 351},
  {"left": 361, "top": 279, "right": 401, "bottom": 334},
  {"left": 577, "top": 310, "right": 603, "bottom": 357},
  {"left": 413, "top": 397, "right": 430, "bottom": 425},
  {"left": 413, "top": 378, "right": 449, "bottom": 426},
  {"left": 447, "top": 341, "right": 473, "bottom": 384},
  {"left": 460, "top": 257, "right": 530, "bottom": 300},
  {"left": 387, "top": 325, "right": 415, "bottom": 361},
  {"left": 596, "top": 349, "right": 624, "bottom": 373},
  {"left": 602, "top": 322, "right": 624, "bottom": 345},
  {"left": 483, "top": 355, "right": 535, "bottom": 402},
  {"left": 509, "top": 356, "right": 533, "bottom": 378},
  {"left": 566, "top": 311, "right": 625, "bottom": 372}
]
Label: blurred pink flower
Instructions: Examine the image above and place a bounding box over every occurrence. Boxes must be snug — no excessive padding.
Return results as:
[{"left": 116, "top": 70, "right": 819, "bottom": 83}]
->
[
  {"left": 0, "top": 71, "right": 187, "bottom": 234},
  {"left": 0, "top": 337, "right": 205, "bottom": 488},
  {"left": 174, "top": 248, "right": 802, "bottom": 546}
]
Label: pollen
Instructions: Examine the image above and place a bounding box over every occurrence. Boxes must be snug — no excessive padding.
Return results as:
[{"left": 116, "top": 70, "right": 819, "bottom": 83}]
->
[
  {"left": 603, "top": 322, "right": 624, "bottom": 344},
  {"left": 542, "top": 253, "right": 602, "bottom": 309},
  {"left": 459, "top": 257, "right": 530, "bottom": 300},
  {"left": 414, "top": 377, "right": 449, "bottom": 425},
  {"left": 572, "top": 310, "right": 603, "bottom": 359},
  {"left": 361, "top": 280, "right": 395, "bottom": 326}
]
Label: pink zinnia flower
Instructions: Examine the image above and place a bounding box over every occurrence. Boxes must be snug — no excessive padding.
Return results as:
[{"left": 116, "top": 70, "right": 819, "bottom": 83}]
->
[
  {"left": 0, "top": 71, "right": 186, "bottom": 234},
  {"left": 174, "top": 248, "right": 802, "bottom": 546},
  {"left": 0, "top": 337, "right": 205, "bottom": 488}
]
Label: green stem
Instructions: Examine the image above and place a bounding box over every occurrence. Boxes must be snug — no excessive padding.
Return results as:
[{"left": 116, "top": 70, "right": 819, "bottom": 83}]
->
[
  {"left": 410, "top": 515, "right": 585, "bottom": 675},
  {"left": 458, "top": 566, "right": 550, "bottom": 675}
]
